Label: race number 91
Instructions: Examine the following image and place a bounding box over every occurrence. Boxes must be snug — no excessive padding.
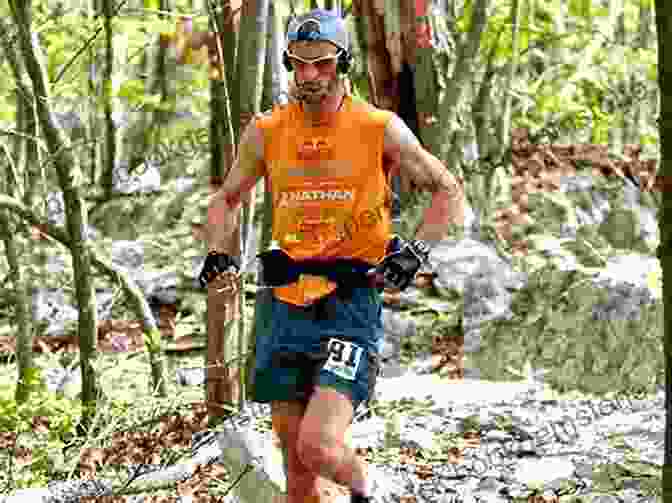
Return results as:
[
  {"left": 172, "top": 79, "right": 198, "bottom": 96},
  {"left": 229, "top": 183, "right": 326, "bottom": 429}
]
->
[{"left": 322, "top": 338, "right": 363, "bottom": 382}]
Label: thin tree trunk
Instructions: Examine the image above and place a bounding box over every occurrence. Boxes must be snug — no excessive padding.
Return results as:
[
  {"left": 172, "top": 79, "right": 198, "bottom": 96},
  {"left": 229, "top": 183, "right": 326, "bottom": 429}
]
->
[
  {"left": 223, "top": 0, "right": 238, "bottom": 89},
  {"left": 634, "top": 3, "right": 653, "bottom": 146},
  {"left": 431, "top": 0, "right": 489, "bottom": 164},
  {"left": 125, "top": 3, "right": 173, "bottom": 174},
  {"left": 497, "top": 0, "right": 521, "bottom": 160},
  {"left": 611, "top": 0, "right": 626, "bottom": 149},
  {"left": 87, "top": 2, "right": 99, "bottom": 185},
  {"left": 1, "top": 90, "right": 34, "bottom": 404},
  {"left": 470, "top": 30, "right": 503, "bottom": 247},
  {"left": 234, "top": 0, "right": 269, "bottom": 411},
  {"left": 101, "top": 0, "right": 116, "bottom": 198},
  {"left": 1, "top": 20, "right": 45, "bottom": 405},
  {"left": 656, "top": 1, "right": 672, "bottom": 501},
  {"left": 205, "top": 0, "right": 241, "bottom": 422},
  {"left": 245, "top": 0, "right": 288, "bottom": 403},
  {"left": 522, "top": 0, "right": 534, "bottom": 120},
  {"left": 6, "top": 1, "right": 100, "bottom": 431},
  {"left": 550, "top": 0, "right": 567, "bottom": 72},
  {"left": 261, "top": 0, "right": 290, "bottom": 110},
  {"left": 471, "top": 0, "right": 520, "bottom": 251}
]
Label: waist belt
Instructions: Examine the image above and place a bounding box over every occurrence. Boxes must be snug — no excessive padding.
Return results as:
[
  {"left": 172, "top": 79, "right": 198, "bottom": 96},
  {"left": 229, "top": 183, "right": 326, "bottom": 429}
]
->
[
  {"left": 260, "top": 257, "right": 379, "bottom": 320},
  {"left": 290, "top": 258, "right": 376, "bottom": 290}
]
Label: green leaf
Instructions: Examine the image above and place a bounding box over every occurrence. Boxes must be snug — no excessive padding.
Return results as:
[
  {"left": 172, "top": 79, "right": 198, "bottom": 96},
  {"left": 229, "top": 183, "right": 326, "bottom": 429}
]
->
[
  {"left": 568, "top": 0, "right": 591, "bottom": 18},
  {"left": 647, "top": 63, "right": 657, "bottom": 82},
  {"left": 458, "top": 0, "right": 473, "bottom": 34},
  {"left": 143, "top": 328, "right": 162, "bottom": 353},
  {"left": 116, "top": 79, "right": 145, "bottom": 99}
]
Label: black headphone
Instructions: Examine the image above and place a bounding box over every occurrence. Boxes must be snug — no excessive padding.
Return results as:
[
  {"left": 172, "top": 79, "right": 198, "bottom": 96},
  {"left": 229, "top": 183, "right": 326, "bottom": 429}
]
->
[{"left": 282, "top": 48, "right": 353, "bottom": 75}]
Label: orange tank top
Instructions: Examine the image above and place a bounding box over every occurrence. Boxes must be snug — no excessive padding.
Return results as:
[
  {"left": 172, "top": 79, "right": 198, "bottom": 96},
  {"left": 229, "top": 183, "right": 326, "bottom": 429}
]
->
[{"left": 255, "top": 95, "right": 395, "bottom": 306}]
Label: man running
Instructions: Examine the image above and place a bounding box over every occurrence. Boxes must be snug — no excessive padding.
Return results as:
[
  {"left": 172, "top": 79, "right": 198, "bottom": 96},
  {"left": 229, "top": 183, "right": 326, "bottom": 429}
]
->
[{"left": 200, "top": 8, "right": 465, "bottom": 503}]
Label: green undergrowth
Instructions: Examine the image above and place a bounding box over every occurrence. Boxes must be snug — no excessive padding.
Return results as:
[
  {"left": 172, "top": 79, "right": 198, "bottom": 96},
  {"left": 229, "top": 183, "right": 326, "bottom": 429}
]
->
[{"left": 0, "top": 349, "right": 232, "bottom": 495}]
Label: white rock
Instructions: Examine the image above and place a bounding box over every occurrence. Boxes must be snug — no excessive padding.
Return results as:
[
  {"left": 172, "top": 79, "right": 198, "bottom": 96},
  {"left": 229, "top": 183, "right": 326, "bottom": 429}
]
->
[
  {"left": 513, "top": 457, "right": 574, "bottom": 486},
  {"left": 1, "top": 488, "right": 52, "bottom": 503}
]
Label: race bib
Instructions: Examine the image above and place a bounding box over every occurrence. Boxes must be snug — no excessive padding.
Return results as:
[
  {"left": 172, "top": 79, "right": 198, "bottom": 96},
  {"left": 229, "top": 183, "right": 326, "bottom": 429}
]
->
[{"left": 322, "top": 338, "right": 364, "bottom": 381}]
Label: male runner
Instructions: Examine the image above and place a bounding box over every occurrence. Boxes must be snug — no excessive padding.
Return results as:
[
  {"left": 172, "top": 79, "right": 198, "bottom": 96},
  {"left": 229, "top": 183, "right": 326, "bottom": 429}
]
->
[{"left": 199, "top": 9, "right": 465, "bottom": 503}]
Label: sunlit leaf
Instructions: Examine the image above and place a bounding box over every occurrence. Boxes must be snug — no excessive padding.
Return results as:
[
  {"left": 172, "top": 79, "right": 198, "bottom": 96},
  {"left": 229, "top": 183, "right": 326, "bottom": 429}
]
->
[{"left": 116, "top": 78, "right": 145, "bottom": 100}]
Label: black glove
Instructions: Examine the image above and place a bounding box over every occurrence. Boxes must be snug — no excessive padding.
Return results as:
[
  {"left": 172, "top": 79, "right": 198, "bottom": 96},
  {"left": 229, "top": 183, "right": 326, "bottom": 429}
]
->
[
  {"left": 368, "top": 237, "right": 431, "bottom": 291},
  {"left": 198, "top": 251, "right": 240, "bottom": 288}
]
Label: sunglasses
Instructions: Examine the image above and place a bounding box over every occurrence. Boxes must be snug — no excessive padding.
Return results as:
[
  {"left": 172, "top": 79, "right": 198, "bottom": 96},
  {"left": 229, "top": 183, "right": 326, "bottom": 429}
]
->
[{"left": 286, "top": 51, "right": 341, "bottom": 72}]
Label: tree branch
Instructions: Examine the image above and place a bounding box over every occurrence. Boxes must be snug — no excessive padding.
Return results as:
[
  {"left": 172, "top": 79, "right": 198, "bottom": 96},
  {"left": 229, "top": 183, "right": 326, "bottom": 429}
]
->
[
  {"left": 53, "top": 0, "right": 130, "bottom": 85},
  {"left": 0, "top": 194, "right": 159, "bottom": 332}
]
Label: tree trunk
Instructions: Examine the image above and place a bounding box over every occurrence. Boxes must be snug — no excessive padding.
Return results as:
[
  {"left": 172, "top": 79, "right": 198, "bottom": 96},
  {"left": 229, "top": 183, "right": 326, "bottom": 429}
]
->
[
  {"left": 656, "top": 1, "right": 672, "bottom": 501},
  {"left": 6, "top": 1, "right": 100, "bottom": 431},
  {"left": 101, "top": 0, "right": 116, "bottom": 198},
  {"left": 204, "top": 0, "right": 243, "bottom": 421},
  {"left": 470, "top": 30, "right": 504, "bottom": 248},
  {"left": 261, "top": 0, "right": 291, "bottom": 110},
  {"left": 87, "top": 2, "right": 99, "bottom": 186},
  {"left": 470, "top": 0, "right": 519, "bottom": 250},
  {"left": 610, "top": 0, "right": 626, "bottom": 150},
  {"left": 1, "top": 14, "right": 47, "bottom": 405},
  {"left": 245, "top": 0, "right": 288, "bottom": 403},
  {"left": 634, "top": 3, "right": 653, "bottom": 146},
  {"left": 550, "top": 0, "right": 567, "bottom": 73},
  {"left": 234, "top": 0, "right": 269, "bottom": 411},
  {"left": 496, "top": 0, "right": 521, "bottom": 161},
  {"left": 1, "top": 90, "right": 34, "bottom": 405},
  {"left": 223, "top": 0, "right": 239, "bottom": 95}
]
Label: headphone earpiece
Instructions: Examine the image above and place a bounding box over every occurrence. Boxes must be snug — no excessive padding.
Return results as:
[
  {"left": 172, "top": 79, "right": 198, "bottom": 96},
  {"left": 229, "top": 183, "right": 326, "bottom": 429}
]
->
[
  {"left": 337, "top": 50, "right": 352, "bottom": 75},
  {"left": 282, "top": 50, "right": 293, "bottom": 72}
]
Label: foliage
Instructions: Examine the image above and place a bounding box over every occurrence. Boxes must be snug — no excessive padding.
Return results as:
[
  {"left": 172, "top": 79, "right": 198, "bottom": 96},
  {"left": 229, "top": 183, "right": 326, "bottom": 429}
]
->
[
  {"left": 0, "top": 366, "right": 82, "bottom": 489},
  {"left": 470, "top": 253, "right": 663, "bottom": 399}
]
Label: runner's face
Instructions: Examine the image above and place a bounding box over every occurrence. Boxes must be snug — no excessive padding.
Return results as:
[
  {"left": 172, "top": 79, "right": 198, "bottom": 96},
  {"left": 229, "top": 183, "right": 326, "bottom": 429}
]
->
[{"left": 287, "top": 41, "right": 341, "bottom": 105}]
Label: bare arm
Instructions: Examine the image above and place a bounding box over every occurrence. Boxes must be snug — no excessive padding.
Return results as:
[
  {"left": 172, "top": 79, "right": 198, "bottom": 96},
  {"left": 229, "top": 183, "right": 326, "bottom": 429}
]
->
[
  {"left": 206, "top": 120, "right": 266, "bottom": 254},
  {"left": 383, "top": 114, "right": 465, "bottom": 244}
]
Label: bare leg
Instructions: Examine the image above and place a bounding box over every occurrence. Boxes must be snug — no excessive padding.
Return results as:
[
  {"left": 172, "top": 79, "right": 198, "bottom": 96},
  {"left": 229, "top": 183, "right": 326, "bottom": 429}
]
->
[
  {"left": 297, "top": 387, "right": 369, "bottom": 495},
  {"left": 272, "top": 400, "right": 322, "bottom": 503}
]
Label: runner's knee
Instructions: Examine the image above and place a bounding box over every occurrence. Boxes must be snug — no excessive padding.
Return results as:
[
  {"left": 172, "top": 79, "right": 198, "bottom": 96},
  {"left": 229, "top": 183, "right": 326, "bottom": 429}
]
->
[{"left": 297, "top": 435, "right": 343, "bottom": 473}]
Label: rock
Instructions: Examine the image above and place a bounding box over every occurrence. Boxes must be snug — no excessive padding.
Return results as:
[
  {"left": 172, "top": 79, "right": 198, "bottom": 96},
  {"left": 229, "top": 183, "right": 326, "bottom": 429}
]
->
[
  {"left": 45, "top": 191, "right": 99, "bottom": 240},
  {"left": 175, "top": 176, "right": 196, "bottom": 193},
  {"left": 0, "top": 488, "right": 52, "bottom": 503},
  {"left": 110, "top": 240, "right": 145, "bottom": 271},
  {"left": 380, "top": 309, "right": 416, "bottom": 360},
  {"left": 175, "top": 367, "right": 205, "bottom": 387},
  {"left": 53, "top": 110, "right": 84, "bottom": 134},
  {"left": 46, "top": 478, "right": 114, "bottom": 502},
  {"left": 4, "top": 377, "right": 663, "bottom": 503},
  {"left": 429, "top": 239, "right": 527, "bottom": 333},
  {"left": 113, "top": 160, "right": 161, "bottom": 194},
  {"left": 134, "top": 270, "right": 178, "bottom": 305},
  {"left": 42, "top": 365, "right": 82, "bottom": 398},
  {"left": 31, "top": 287, "right": 116, "bottom": 336},
  {"left": 30, "top": 237, "right": 182, "bottom": 337}
]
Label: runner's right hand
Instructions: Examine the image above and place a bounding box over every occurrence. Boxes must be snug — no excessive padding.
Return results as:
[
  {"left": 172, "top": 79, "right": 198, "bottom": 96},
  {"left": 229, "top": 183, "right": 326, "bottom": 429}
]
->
[{"left": 198, "top": 252, "right": 240, "bottom": 289}]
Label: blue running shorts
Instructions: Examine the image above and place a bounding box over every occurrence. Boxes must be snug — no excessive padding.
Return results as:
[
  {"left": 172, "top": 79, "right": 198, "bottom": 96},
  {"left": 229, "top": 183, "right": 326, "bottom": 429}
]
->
[{"left": 252, "top": 286, "right": 384, "bottom": 414}]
